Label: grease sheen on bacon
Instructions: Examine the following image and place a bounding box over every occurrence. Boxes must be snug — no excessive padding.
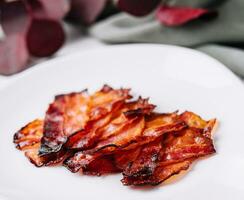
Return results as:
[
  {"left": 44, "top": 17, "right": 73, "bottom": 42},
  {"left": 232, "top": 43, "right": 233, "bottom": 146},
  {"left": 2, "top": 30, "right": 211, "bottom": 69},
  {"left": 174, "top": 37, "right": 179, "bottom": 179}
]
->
[
  {"left": 39, "top": 90, "right": 90, "bottom": 156},
  {"left": 40, "top": 85, "right": 131, "bottom": 157},
  {"left": 13, "top": 119, "right": 67, "bottom": 166},
  {"left": 64, "top": 97, "right": 154, "bottom": 151},
  {"left": 120, "top": 112, "right": 216, "bottom": 186},
  {"left": 63, "top": 111, "right": 187, "bottom": 173},
  {"left": 13, "top": 85, "right": 217, "bottom": 187}
]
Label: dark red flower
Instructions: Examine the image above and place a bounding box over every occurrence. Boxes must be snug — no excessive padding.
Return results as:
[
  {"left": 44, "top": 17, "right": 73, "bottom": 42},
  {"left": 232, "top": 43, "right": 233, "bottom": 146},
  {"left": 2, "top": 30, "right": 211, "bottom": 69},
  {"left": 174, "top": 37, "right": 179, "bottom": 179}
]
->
[
  {"left": 156, "top": 5, "right": 217, "bottom": 26},
  {"left": 117, "top": 0, "right": 161, "bottom": 17},
  {"left": 26, "top": 19, "right": 65, "bottom": 57},
  {"left": 0, "top": 35, "right": 29, "bottom": 75}
]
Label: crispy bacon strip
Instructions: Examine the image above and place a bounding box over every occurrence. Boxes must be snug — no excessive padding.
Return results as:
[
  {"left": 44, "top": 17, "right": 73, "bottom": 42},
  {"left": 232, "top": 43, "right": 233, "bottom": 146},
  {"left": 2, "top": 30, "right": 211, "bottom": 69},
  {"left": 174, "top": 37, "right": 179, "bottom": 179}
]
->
[
  {"left": 120, "top": 112, "right": 217, "bottom": 186},
  {"left": 24, "top": 144, "right": 67, "bottom": 167},
  {"left": 180, "top": 111, "right": 208, "bottom": 129},
  {"left": 39, "top": 90, "right": 90, "bottom": 156},
  {"left": 158, "top": 127, "right": 215, "bottom": 167},
  {"left": 122, "top": 138, "right": 162, "bottom": 179},
  {"left": 13, "top": 120, "right": 44, "bottom": 167},
  {"left": 24, "top": 144, "right": 45, "bottom": 167},
  {"left": 114, "top": 148, "right": 142, "bottom": 170},
  {"left": 121, "top": 159, "right": 193, "bottom": 186},
  {"left": 64, "top": 100, "right": 124, "bottom": 150},
  {"left": 66, "top": 97, "right": 155, "bottom": 151},
  {"left": 40, "top": 85, "right": 131, "bottom": 157},
  {"left": 123, "top": 112, "right": 187, "bottom": 150},
  {"left": 63, "top": 112, "right": 186, "bottom": 173},
  {"left": 14, "top": 119, "right": 43, "bottom": 150},
  {"left": 63, "top": 98, "right": 157, "bottom": 173},
  {"left": 88, "top": 85, "right": 132, "bottom": 121},
  {"left": 82, "top": 155, "right": 121, "bottom": 176},
  {"left": 64, "top": 116, "right": 145, "bottom": 173},
  {"left": 180, "top": 111, "right": 217, "bottom": 139},
  {"left": 13, "top": 120, "right": 67, "bottom": 167}
]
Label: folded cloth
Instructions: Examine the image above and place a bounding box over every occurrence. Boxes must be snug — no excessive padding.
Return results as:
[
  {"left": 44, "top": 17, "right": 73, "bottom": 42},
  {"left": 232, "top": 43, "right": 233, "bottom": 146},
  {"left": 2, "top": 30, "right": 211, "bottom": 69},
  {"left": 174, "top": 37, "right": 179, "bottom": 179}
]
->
[{"left": 90, "top": 0, "right": 244, "bottom": 77}]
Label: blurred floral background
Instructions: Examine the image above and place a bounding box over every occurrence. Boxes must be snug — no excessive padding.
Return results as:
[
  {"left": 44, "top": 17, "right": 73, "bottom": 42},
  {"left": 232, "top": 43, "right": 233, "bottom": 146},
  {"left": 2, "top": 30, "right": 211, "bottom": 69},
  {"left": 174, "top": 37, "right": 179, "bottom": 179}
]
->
[{"left": 1, "top": 0, "right": 244, "bottom": 76}]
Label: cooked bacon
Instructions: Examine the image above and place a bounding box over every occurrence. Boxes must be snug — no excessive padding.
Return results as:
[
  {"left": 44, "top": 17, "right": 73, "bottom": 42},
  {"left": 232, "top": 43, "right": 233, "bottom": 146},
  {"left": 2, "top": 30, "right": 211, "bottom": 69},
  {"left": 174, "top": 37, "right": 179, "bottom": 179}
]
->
[
  {"left": 14, "top": 120, "right": 44, "bottom": 167},
  {"left": 13, "top": 86, "right": 218, "bottom": 187},
  {"left": 65, "top": 97, "right": 154, "bottom": 151},
  {"left": 94, "top": 117, "right": 145, "bottom": 152},
  {"left": 14, "top": 119, "right": 43, "bottom": 150},
  {"left": 88, "top": 85, "right": 132, "bottom": 121},
  {"left": 64, "top": 117, "right": 145, "bottom": 173},
  {"left": 204, "top": 119, "right": 217, "bottom": 138},
  {"left": 24, "top": 144, "right": 44, "bottom": 167},
  {"left": 180, "top": 111, "right": 208, "bottom": 129},
  {"left": 120, "top": 112, "right": 216, "bottom": 185},
  {"left": 13, "top": 119, "right": 67, "bottom": 167},
  {"left": 64, "top": 112, "right": 186, "bottom": 173},
  {"left": 24, "top": 144, "right": 67, "bottom": 167},
  {"left": 121, "top": 159, "right": 193, "bottom": 186},
  {"left": 40, "top": 85, "right": 131, "bottom": 157},
  {"left": 124, "top": 112, "right": 187, "bottom": 150},
  {"left": 122, "top": 137, "right": 162, "bottom": 179},
  {"left": 82, "top": 155, "right": 121, "bottom": 176},
  {"left": 158, "top": 127, "right": 215, "bottom": 167},
  {"left": 179, "top": 111, "right": 217, "bottom": 139},
  {"left": 63, "top": 151, "right": 96, "bottom": 173},
  {"left": 114, "top": 148, "right": 141, "bottom": 170},
  {"left": 39, "top": 90, "right": 90, "bottom": 156}
]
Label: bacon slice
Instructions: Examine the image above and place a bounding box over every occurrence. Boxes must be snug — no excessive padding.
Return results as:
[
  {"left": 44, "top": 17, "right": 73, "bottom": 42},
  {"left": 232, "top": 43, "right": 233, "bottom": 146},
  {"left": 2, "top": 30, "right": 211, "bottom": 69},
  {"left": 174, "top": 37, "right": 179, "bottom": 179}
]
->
[
  {"left": 14, "top": 120, "right": 44, "bottom": 166},
  {"left": 39, "top": 90, "right": 90, "bottom": 156},
  {"left": 180, "top": 111, "right": 217, "bottom": 139},
  {"left": 114, "top": 148, "right": 142, "bottom": 170},
  {"left": 158, "top": 127, "right": 215, "bottom": 167},
  {"left": 65, "top": 97, "right": 155, "bottom": 151},
  {"left": 63, "top": 112, "right": 186, "bottom": 173},
  {"left": 24, "top": 144, "right": 45, "bottom": 167},
  {"left": 24, "top": 144, "right": 67, "bottom": 167},
  {"left": 63, "top": 98, "right": 156, "bottom": 173},
  {"left": 120, "top": 112, "right": 216, "bottom": 186},
  {"left": 40, "top": 85, "right": 131, "bottom": 157},
  {"left": 121, "top": 138, "right": 162, "bottom": 179},
  {"left": 14, "top": 119, "right": 43, "bottom": 150},
  {"left": 88, "top": 85, "right": 132, "bottom": 121},
  {"left": 82, "top": 155, "right": 121, "bottom": 176},
  {"left": 124, "top": 112, "right": 187, "bottom": 150},
  {"left": 63, "top": 116, "right": 145, "bottom": 173},
  {"left": 122, "top": 159, "right": 193, "bottom": 186},
  {"left": 13, "top": 119, "right": 67, "bottom": 167},
  {"left": 180, "top": 111, "right": 208, "bottom": 129}
]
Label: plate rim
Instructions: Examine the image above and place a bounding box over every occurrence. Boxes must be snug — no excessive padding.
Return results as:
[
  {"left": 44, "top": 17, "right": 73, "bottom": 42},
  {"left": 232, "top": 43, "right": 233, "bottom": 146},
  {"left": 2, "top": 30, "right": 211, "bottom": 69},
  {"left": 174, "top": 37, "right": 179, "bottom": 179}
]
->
[{"left": 0, "top": 44, "right": 242, "bottom": 91}]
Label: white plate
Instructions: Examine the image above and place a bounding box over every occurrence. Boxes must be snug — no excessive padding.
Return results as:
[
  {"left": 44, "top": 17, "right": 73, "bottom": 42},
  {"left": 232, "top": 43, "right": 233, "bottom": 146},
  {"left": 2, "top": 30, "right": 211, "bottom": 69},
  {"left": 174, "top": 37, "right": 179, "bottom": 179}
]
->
[{"left": 0, "top": 44, "right": 244, "bottom": 200}]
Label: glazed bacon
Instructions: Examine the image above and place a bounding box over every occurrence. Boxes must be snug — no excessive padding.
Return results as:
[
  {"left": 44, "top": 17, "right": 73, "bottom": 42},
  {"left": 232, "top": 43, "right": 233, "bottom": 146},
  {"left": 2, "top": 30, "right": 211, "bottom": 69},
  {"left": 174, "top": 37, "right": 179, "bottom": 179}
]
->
[{"left": 13, "top": 85, "right": 217, "bottom": 187}]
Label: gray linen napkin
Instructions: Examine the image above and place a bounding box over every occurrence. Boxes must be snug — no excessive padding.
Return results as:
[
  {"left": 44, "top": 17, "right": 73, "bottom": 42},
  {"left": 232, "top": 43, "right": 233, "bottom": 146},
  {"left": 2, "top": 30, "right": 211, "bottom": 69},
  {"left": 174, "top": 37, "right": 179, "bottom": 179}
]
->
[{"left": 90, "top": 0, "right": 244, "bottom": 76}]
